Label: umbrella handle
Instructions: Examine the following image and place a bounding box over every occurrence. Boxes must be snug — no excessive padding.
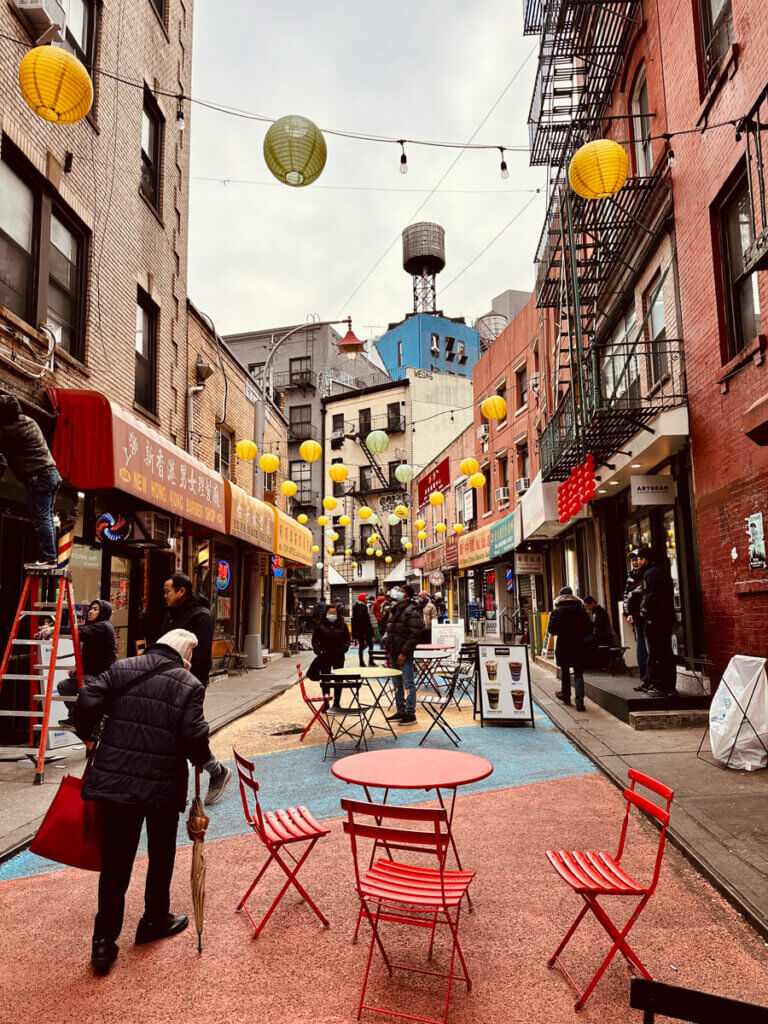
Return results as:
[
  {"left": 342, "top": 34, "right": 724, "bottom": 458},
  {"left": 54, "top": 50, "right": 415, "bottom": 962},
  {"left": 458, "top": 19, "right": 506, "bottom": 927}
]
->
[{"left": 195, "top": 764, "right": 202, "bottom": 800}]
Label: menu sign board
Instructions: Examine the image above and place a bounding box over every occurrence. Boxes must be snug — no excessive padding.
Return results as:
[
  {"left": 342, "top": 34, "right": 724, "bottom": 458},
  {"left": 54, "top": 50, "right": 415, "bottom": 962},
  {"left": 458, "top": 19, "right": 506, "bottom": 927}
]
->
[
  {"left": 431, "top": 619, "right": 465, "bottom": 654},
  {"left": 445, "top": 534, "right": 459, "bottom": 566},
  {"left": 418, "top": 457, "right": 450, "bottom": 507},
  {"left": 476, "top": 643, "right": 534, "bottom": 726}
]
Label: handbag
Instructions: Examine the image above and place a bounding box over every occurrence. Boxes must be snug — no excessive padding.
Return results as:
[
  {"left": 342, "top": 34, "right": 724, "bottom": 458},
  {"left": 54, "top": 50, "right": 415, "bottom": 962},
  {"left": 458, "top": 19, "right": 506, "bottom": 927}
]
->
[
  {"left": 307, "top": 656, "right": 322, "bottom": 681},
  {"left": 29, "top": 660, "right": 179, "bottom": 871}
]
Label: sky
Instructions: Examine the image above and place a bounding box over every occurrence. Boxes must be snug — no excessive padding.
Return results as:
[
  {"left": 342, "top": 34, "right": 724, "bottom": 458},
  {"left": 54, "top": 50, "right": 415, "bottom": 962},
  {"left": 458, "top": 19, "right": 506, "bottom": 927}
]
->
[{"left": 187, "top": 0, "right": 547, "bottom": 341}]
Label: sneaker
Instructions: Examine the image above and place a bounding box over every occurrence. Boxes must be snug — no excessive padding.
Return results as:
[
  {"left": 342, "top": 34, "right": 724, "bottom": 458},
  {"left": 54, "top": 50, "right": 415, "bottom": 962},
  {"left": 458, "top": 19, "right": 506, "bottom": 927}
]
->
[
  {"left": 25, "top": 561, "right": 57, "bottom": 572},
  {"left": 91, "top": 937, "right": 118, "bottom": 975},
  {"left": 135, "top": 913, "right": 188, "bottom": 945},
  {"left": 204, "top": 764, "right": 232, "bottom": 806},
  {"left": 398, "top": 714, "right": 417, "bottom": 725},
  {"left": 633, "top": 682, "right": 652, "bottom": 692},
  {"left": 555, "top": 690, "right": 571, "bottom": 706},
  {"left": 386, "top": 711, "right": 404, "bottom": 721}
]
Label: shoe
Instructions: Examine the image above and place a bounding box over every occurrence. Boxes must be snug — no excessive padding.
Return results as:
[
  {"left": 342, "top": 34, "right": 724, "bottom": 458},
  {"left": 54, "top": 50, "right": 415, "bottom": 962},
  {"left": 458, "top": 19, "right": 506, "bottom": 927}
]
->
[
  {"left": 633, "top": 682, "right": 652, "bottom": 692},
  {"left": 644, "top": 686, "right": 666, "bottom": 697},
  {"left": 58, "top": 715, "right": 74, "bottom": 727},
  {"left": 555, "top": 690, "right": 571, "bottom": 706},
  {"left": 204, "top": 764, "right": 232, "bottom": 806},
  {"left": 91, "top": 937, "right": 118, "bottom": 975},
  {"left": 398, "top": 714, "right": 417, "bottom": 725},
  {"left": 25, "top": 561, "right": 57, "bottom": 572},
  {"left": 575, "top": 703, "right": 586, "bottom": 712},
  {"left": 386, "top": 711, "right": 404, "bottom": 721},
  {"left": 135, "top": 913, "right": 189, "bottom": 945}
]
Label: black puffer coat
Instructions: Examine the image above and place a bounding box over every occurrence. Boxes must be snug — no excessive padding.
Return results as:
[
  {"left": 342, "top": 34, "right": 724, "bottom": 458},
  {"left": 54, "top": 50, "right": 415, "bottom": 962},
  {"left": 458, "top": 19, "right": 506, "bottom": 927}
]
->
[
  {"left": 639, "top": 562, "right": 676, "bottom": 627},
  {"left": 547, "top": 594, "right": 593, "bottom": 670},
  {"left": 71, "top": 645, "right": 212, "bottom": 812},
  {"left": 67, "top": 600, "right": 117, "bottom": 677},
  {"left": 159, "top": 592, "right": 214, "bottom": 685},
  {"left": 351, "top": 602, "right": 373, "bottom": 641},
  {"left": 383, "top": 599, "right": 425, "bottom": 660},
  {"left": 311, "top": 618, "right": 351, "bottom": 672},
  {"left": 622, "top": 566, "right": 647, "bottom": 619}
]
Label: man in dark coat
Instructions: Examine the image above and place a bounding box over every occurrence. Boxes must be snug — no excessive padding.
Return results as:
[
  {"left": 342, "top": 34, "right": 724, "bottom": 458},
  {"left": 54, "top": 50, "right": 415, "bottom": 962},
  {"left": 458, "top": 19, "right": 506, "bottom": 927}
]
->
[
  {"left": 71, "top": 629, "right": 212, "bottom": 976},
  {"left": 351, "top": 594, "right": 375, "bottom": 667},
  {"left": 0, "top": 395, "right": 61, "bottom": 567},
  {"left": 160, "top": 574, "right": 230, "bottom": 805},
  {"left": 623, "top": 550, "right": 651, "bottom": 691},
  {"left": 548, "top": 587, "right": 593, "bottom": 711},
  {"left": 638, "top": 548, "right": 678, "bottom": 696},
  {"left": 383, "top": 584, "right": 424, "bottom": 725}
]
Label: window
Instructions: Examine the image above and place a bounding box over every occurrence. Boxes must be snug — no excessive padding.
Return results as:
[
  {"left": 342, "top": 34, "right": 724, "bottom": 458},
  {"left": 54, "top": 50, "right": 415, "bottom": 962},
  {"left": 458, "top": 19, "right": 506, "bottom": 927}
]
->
[
  {"left": 289, "top": 459, "right": 311, "bottom": 502},
  {"left": 482, "top": 466, "right": 492, "bottom": 514},
  {"left": 290, "top": 356, "right": 311, "bottom": 384},
  {"left": 332, "top": 412, "right": 344, "bottom": 434},
  {"left": 332, "top": 457, "right": 346, "bottom": 496},
  {"left": 388, "top": 461, "right": 401, "bottom": 487},
  {"left": 359, "top": 408, "right": 371, "bottom": 435},
  {"left": 214, "top": 431, "right": 231, "bottom": 479},
  {"left": 390, "top": 521, "right": 403, "bottom": 548},
  {"left": 632, "top": 66, "right": 653, "bottom": 176},
  {"left": 497, "top": 383, "right": 507, "bottom": 425},
  {"left": 135, "top": 291, "right": 158, "bottom": 412},
  {"left": 498, "top": 457, "right": 509, "bottom": 492},
  {"left": 61, "top": 0, "right": 97, "bottom": 70},
  {"left": 518, "top": 444, "right": 530, "bottom": 481},
  {"left": 643, "top": 277, "right": 669, "bottom": 383},
  {"left": 455, "top": 483, "right": 465, "bottom": 525},
  {"left": 718, "top": 175, "right": 761, "bottom": 360},
  {"left": 599, "top": 306, "right": 640, "bottom": 405},
  {"left": 0, "top": 160, "right": 35, "bottom": 321},
  {"left": 698, "top": 0, "right": 734, "bottom": 90},
  {"left": 360, "top": 466, "right": 373, "bottom": 492},
  {"left": 516, "top": 367, "right": 527, "bottom": 410},
  {"left": 248, "top": 361, "right": 265, "bottom": 378},
  {"left": 48, "top": 213, "right": 83, "bottom": 356},
  {"left": 445, "top": 336, "right": 455, "bottom": 361},
  {"left": 457, "top": 341, "right": 467, "bottom": 364},
  {"left": 397, "top": 339, "right": 403, "bottom": 367},
  {"left": 361, "top": 524, "right": 376, "bottom": 550},
  {"left": 141, "top": 88, "right": 163, "bottom": 209},
  {"left": 333, "top": 518, "right": 346, "bottom": 554},
  {"left": 263, "top": 471, "right": 275, "bottom": 494},
  {"left": 289, "top": 405, "right": 312, "bottom": 439},
  {"left": 386, "top": 402, "right": 402, "bottom": 432},
  {"left": 430, "top": 333, "right": 440, "bottom": 356}
]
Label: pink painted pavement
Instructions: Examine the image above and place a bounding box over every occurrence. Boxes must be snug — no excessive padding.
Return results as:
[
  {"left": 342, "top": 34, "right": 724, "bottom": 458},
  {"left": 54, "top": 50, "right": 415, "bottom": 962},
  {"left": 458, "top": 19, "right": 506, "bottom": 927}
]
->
[{"left": 2, "top": 773, "right": 766, "bottom": 1024}]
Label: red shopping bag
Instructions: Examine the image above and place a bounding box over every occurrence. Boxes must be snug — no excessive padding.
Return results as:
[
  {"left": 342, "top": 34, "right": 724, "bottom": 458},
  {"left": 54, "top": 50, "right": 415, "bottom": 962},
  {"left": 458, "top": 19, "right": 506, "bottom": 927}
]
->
[{"left": 29, "top": 773, "right": 103, "bottom": 871}]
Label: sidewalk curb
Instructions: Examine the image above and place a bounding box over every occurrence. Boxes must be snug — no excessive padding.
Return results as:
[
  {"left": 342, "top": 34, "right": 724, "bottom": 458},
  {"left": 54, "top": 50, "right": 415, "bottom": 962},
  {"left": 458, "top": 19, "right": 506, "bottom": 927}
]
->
[{"left": 531, "top": 677, "right": 768, "bottom": 943}]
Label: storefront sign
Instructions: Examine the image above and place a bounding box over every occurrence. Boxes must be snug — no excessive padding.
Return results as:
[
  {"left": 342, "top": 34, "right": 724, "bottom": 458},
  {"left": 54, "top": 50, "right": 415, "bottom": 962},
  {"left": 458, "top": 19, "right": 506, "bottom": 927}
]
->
[
  {"left": 457, "top": 522, "right": 492, "bottom": 568},
  {"left": 424, "top": 545, "right": 445, "bottom": 571},
  {"left": 225, "top": 482, "right": 275, "bottom": 552},
  {"left": 463, "top": 488, "right": 475, "bottom": 523},
  {"left": 489, "top": 512, "right": 517, "bottom": 559},
  {"left": 630, "top": 474, "right": 677, "bottom": 506},
  {"left": 274, "top": 508, "right": 313, "bottom": 566},
  {"left": 515, "top": 552, "right": 544, "bottom": 574},
  {"left": 215, "top": 559, "right": 231, "bottom": 591},
  {"left": 418, "top": 457, "right": 450, "bottom": 507},
  {"left": 429, "top": 570, "right": 445, "bottom": 585},
  {"left": 445, "top": 535, "right": 458, "bottom": 566}
]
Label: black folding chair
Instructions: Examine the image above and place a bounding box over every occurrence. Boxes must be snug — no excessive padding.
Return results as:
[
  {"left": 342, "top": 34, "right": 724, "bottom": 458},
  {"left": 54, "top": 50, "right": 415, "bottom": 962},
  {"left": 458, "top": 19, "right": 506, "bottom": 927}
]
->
[
  {"left": 320, "top": 673, "right": 372, "bottom": 761},
  {"left": 418, "top": 665, "right": 462, "bottom": 747},
  {"left": 630, "top": 978, "right": 768, "bottom": 1024},
  {"left": 454, "top": 644, "right": 478, "bottom": 705}
]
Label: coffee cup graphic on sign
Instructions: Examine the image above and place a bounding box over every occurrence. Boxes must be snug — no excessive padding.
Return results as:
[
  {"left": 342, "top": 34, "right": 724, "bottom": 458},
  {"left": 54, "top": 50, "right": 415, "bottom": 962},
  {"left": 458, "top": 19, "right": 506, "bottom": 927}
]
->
[
  {"left": 486, "top": 686, "right": 500, "bottom": 711},
  {"left": 486, "top": 659, "right": 498, "bottom": 681},
  {"left": 509, "top": 660, "right": 522, "bottom": 682},
  {"left": 511, "top": 689, "right": 525, "bottom": 711}
]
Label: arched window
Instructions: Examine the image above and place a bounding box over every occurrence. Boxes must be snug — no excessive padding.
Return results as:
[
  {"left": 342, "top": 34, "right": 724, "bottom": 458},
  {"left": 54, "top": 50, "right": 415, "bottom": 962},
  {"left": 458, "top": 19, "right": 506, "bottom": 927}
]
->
[{"left": 632, "top": 66, "right": 653, "bottom": 176}]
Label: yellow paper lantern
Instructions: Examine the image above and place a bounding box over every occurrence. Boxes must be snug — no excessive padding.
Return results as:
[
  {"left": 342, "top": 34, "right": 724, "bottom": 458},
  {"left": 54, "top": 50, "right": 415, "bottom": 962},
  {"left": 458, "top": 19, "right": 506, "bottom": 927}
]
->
[
  {"left": 417, "top": 530, "right": 427, "bottom": 541},
  {"left": 385, "top": 556, "right": 392, "bottom": 564},
  {"left": 345, "top": 548, "right": 352, "bottom": 557},
  {"left": 460, "top": 457, "right": 479, "bottom": 477},
  {"left": 311, "top": 545, "right": 320, "bottom": 553},
  {"left": 328, "top": 463, "right": 349, "bottom": 483},
  {"left": 429, "top": 492, "right": 444, "bottom": 507},
  {"left": 480, "top": 395, "right": 507, "bottom": 421},
  {"left": 235, "top": 439, "right": 258, "bottom": 462},
  {"left": 368, "top": 533, "right": 379, "bottom": 544},
  {"left": 453, "top": 523, "right": 464, "bottom": 534},
  {"left": 414, "top": 519, "right": 426, "bottom": 531},
  {"left": 435, "top": 522, "right": 447, "bottom": 534},
  {"left": 322, "top": 496, "right": 338, "bottom": 511},
  {"left": 281, "top": 479, "right": 297, "bottom": 497},
  {"left": 375, "top": 550, "right": 383, "bottom": 558},
  {"left": 469, "top": 472, "right": 486, "bottom": 489},
  {"left": 317, "top": 515, "right": 329, "bottom": 526},
  {"left": 569, "top": 139, "right": 629, "bottom": 200},
  {"left": 366, "top": 547, "right": 374, "bottom": 556},
  {"left": 263, "top": 114, "right": 327, "bottom": 188},
  {"left": 352, "top": 561, "right": 358, "bottom": 568},
  {"left": 297, "top": 514, "right": 308, "bottom": 525},
  {"left": 339, "top": 515, "right": 351, "bottom": 527},
  {"left": 327, "top": 546, "right": 334, "bottom": 555},
  {"left": 359, "top": 507, "right": 373, "bottom": 520},
  {"left": 18, "top": 46, "right": 93, "bottom": 124},
  {"left": 259, "top": 453, "right": 279, "bottom": 474},
  {"left": 394, "top": 505, "right": 409, "bottom": 519},
  {"left": 330, "top": 532, "right": 339, "bottom": 541},
  {"left": 299, "top": 439, "right": 322, "bottom": 463},
  {"left": 405, "top": 541, "right": 413, "bottom": 550}
]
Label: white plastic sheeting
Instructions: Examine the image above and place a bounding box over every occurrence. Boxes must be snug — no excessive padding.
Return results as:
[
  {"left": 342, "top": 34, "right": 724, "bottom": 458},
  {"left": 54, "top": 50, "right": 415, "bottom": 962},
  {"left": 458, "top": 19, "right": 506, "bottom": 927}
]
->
[{"left": 709, "top": 655, "right": 768, "bottom": 771}]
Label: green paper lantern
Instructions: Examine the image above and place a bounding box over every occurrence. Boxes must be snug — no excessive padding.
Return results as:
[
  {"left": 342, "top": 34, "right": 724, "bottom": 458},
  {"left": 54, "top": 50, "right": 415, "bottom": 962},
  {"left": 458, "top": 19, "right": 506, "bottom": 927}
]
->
[
  {"left": 263, "top": 115, "right": 327, "bottom": 187},
  {"left": 366, "top": 429, "right": 389, "bottom": 455},
  {"left": 394, "top": 463, "right": 414, "bottom": 484}
]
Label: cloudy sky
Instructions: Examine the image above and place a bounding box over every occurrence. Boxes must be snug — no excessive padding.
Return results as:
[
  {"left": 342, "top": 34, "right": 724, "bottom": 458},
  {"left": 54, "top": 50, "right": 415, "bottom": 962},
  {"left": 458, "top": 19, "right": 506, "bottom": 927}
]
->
[{"left": 187, "top": 0, "right": 546, "bottom": 340}]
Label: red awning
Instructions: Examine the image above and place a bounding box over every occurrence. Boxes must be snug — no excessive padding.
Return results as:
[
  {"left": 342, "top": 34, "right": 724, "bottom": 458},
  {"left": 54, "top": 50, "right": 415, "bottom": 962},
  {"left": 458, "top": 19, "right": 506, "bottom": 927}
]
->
[{"left": 48, "top": 389, "right": 226, "bottom": 532}]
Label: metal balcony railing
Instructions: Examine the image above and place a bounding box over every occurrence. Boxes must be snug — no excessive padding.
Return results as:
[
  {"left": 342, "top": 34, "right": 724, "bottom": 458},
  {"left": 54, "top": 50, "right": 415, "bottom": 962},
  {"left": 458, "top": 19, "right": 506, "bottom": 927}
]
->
[
  {"left": 538, "top": 337, "right": 687, "bottom": 480},
  {"left": 291, "top": 490, "right": 319, "bottom": 508},
  {"left": 288, "top": 421, "right": 314, "bottom": 441},
  {"left": 703, "top": 6, "right": 735, "bottom": 91},
  {"left": 523, "top": 0, "right": 546, "bottom": 35},
  {"left": 272, "top": 369, "right": 315, "bottom": 390}
]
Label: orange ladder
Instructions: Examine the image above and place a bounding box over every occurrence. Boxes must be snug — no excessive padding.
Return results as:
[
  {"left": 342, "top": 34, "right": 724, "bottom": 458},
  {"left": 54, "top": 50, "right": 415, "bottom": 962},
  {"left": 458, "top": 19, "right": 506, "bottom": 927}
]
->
[{"left": 0, "top": 566, "right": 84, "bottom": 784}]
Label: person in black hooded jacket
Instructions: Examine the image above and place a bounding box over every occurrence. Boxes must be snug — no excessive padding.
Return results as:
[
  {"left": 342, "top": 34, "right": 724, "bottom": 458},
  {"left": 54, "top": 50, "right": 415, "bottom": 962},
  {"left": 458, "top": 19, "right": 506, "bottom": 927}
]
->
[
  {"left": 548, "top": 587, "right": 593, "bottom": 711},
  {"left": 311, "top": 604, "right": 351, "bottom": 706},
  {"left": 70, "top": 629, "right": 212, "bottom": 976},
  {"left": 39, "top": 600, "right": 117, "bottom": 723}
]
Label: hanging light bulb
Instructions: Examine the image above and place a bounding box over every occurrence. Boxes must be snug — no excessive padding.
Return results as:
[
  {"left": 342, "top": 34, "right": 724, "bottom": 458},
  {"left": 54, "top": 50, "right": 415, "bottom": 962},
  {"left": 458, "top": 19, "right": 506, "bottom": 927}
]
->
[
  {"left": 399, "top": 140, "right": 408, "bottom": 175},
  {"left": 499, "top": 147, "right": 508, "bottom": 180},
  {"left": 667, "top": 148, "right": 676, "bottom": 168},
  {"left": 176, "top": 93, "right": 185, "bottom": 132}
]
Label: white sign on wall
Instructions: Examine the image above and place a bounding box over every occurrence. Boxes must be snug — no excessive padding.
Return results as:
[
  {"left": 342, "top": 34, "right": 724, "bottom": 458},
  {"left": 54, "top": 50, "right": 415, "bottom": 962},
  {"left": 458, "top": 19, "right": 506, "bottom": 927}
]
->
[
  {"left": 464, "top": 488, "right": 475, "bottom": 523},
  {"left": 516, "top": 552, "right": 544, "bottom": 575},
  {"left": 630, "top": 475, "right": 677, "bottom": 506}
]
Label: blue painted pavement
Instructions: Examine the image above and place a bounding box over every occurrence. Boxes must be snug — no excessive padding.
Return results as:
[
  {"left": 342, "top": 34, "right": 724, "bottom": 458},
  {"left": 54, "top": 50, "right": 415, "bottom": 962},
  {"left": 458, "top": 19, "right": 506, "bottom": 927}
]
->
[{"left": 0, "top": 707, "right": 594, "bottom": 882}]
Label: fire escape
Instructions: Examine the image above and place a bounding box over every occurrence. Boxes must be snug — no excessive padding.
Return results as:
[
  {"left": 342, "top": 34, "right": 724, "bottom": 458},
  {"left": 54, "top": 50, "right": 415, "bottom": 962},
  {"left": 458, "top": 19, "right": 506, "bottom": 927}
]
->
[{"left": 525, "top": 0, "right": 687, "bottom": 480}]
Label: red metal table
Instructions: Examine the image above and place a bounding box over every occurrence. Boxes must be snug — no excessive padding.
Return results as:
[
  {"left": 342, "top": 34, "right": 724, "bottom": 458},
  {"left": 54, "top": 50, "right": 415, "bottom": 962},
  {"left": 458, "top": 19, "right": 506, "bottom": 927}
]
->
[
  {"left": 414, "top": 645, "right": 454, "bottom": 696},
  {"left": 332, "top": 748, "right": 493, "bottom": 932}
]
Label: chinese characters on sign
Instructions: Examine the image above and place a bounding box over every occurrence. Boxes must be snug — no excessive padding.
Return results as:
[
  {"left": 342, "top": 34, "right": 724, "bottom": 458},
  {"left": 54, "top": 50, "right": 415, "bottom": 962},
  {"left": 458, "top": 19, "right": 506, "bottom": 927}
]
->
[
  {"left": 417, "top": 457, "right": 450, "bottom": 507},
  {"left": 275, "top": 510, "right": 313, "bottom": 566},
  {"left": 226, "top": 482, "right": 275, "bottom": 552},
  {"left": 457, "top": 523, "right": 492, "bottom": 568}
]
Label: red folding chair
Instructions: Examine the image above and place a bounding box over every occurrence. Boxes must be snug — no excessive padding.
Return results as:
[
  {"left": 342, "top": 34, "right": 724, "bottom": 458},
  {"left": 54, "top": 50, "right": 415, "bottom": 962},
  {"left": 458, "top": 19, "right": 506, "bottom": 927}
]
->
[
  {"left": 297, "top": 663, "right": 331, "bottom": 742},
  {"left": 342, "top": 798, "right": 474, "bottom": 1024},
  {"left": 233, "top": 746, "right": 331, "bottom": 937},
  {"left": 546, "top": 769, "right": 674, "bottom": 1011}
]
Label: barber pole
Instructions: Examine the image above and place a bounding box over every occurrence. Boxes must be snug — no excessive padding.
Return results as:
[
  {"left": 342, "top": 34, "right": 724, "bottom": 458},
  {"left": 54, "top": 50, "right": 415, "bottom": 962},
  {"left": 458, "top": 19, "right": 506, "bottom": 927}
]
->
[{"left": 57, "top": 522, "right": 75, "bottom": 568}]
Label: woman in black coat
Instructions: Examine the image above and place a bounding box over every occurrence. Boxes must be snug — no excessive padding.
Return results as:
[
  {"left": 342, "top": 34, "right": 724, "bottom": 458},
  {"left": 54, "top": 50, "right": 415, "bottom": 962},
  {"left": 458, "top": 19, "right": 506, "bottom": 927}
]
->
[
  {"left": 547, "top": 587, "right": 593, "bottom": 711},
  {"left": 311, "top": 604, "right": 351, "bottom": 707}
]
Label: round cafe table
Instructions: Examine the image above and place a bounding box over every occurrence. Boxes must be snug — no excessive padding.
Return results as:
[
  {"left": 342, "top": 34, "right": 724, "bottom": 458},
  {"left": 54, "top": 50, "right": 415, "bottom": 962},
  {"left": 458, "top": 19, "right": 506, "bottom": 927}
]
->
[
  {"left": 414, "top": 645, "right": 454, "bottom": 695},
  {"left": 331, "top": 666, "right": 403, "bottom": 739},
  {"left": 333, "top": 748, "right": 493, "bottom": 929}
]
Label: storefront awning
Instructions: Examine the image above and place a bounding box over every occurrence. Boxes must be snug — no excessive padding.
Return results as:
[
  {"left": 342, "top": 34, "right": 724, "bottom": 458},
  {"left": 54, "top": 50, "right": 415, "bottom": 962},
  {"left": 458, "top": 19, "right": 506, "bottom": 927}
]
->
[
  {"left": 272, "top": 507, "right": 312, "bottom": 567},
  {"left": 224, "top": 481, "right": 274, "bottom": 552},
  {"left": 520, "top": 471, "right": 589, "bottom": 541},
  {"left": 384, "top": 560, "right": 407, "bottom": 583},
  {"left": 49, "top": 389, "right": 226, "bottom": 532},
  {"left": 457, "top": 522, "right": 492, "bottom": 569},
  {"left": 326, "top": 565, "right": 347, "bottom": 586}
]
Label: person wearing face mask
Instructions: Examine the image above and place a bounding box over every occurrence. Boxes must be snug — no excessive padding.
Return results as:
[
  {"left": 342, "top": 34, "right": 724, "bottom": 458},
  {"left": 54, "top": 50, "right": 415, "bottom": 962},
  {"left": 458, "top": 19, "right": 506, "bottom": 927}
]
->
[
  {"left": 417, "top": 591, "right": 438, "bottom": 644},
  {"left": 70, "top": 629, "right": 212, "bottom": 976},
  {"left": 310, "top": 604, "right": 351, "bottom": 707},
  {"left": 383, "top": 584, "right": 424, "bottom": 725}
]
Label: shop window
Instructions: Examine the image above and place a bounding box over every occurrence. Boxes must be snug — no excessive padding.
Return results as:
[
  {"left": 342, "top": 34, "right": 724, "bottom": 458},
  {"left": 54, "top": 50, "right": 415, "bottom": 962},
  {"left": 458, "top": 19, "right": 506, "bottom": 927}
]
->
[
  {"left": 290, "top": 356, "right": 311, "bottom": 385},
  {"left": 359, "top": 407, "right": 371, "bottom": 435},
  {"left": 599, "top": 305, "right": 640, "bottom": 405},
  {"left": 289, "top": 404, "right": 312, "bottom": 440},
  {"left": 135, "top": 289, "right": 158, "bottom": 413},
  {"left": 643, "top": 276, "right": 669, "bottom": 383},
  {"left": 141, "top": 87, "right": 163, "bottom": 209},
  {"left": 698, "top": 0, "right": 734, "bottom": 91},
  {"left": 717, "top": 173, "right": 761, "bottom": 360},
  {"left": 61, "top": 0, "right": 97, "bottom": 71},
  {"left": 515, "top": 367, "right": 527, "bottom": 410},
  {"left": 214, "top": 430, "right": 231, "bottom": 479},
  {"left": 631, "top": 65, "right": 653, "bottom": 176}
]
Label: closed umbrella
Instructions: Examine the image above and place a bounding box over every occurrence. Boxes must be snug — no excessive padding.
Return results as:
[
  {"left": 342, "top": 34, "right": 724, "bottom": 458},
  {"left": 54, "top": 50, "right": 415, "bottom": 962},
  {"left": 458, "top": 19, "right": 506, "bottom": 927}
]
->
[{"left": 186, "top": 767, "right": 210, "bottom": 953}]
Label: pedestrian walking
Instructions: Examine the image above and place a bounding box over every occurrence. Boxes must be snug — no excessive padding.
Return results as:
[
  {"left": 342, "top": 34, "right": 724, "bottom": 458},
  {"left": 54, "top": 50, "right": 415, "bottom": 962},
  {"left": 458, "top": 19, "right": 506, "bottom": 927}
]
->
[
  {"left": 351, "top": 594, "right": 375, "bottom": 667},
  {"left": 548, "top": 587, "right": 593, "bottom": 712},
  {"left": 383, "top": 584, "right": 424, "bottom": 725},
  {"left": 0, "top": 395, "right": 62, "bottom": 568},
  {"left": 313, "top": 595, "right": 328, "bottom": 624},
  {"left": 638, "top": 549, "right": 678, "bottom": 696},
  {"left": 624, "top": 550, "right": 651, "bottom": 691},
  {"left": 310, "top": 603, "right": 351, "bottom": 707},
  {"left": 70, "top": 629, "right": 213, "bottom": 976},
  {"left": 417, "top": 591, "right": 438, "bottom": 644},
  {"left": 159, "top": 574, "right": 230, "bottom": 805}
]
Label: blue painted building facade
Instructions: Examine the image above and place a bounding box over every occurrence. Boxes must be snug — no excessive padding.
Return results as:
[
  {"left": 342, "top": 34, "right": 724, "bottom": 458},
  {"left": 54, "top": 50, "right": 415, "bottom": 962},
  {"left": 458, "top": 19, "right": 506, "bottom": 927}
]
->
[{"left": 375, "top": 313, "right": 480, "bottom": 381}]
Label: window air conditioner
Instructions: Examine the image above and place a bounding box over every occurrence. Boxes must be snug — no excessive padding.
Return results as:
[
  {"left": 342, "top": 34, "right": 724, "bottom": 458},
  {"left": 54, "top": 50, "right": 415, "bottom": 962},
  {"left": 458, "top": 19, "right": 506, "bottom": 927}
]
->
[
  {"left": 514, "top": 477, "right": 530, "bottom": 495},
  {"left": 331, "top": 429, "right": 345, "bottom": 440},
  {"left": 12, "top": 0, "right": 65, "bottom": 37},
  {"left": 494, "top": 487, "right": 509, "bottom": 503},
  {"left": 477, "top": 423, "right": 489, "bottom": 440},
  {"left": 135, "top": 511, "right": 172, "bottom": 546}
]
